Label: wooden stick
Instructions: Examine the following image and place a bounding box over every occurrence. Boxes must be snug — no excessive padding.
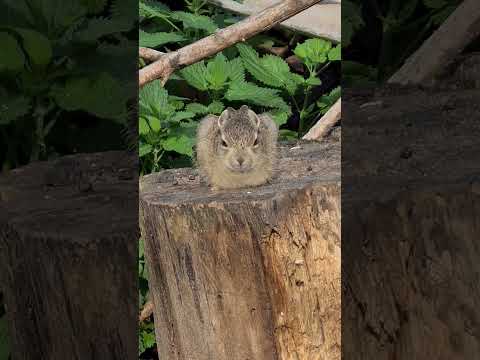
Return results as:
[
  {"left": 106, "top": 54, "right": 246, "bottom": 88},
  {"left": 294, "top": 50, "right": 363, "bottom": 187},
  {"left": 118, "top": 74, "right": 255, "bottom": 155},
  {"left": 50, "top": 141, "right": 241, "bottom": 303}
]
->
[
  {"left": 302, "top": 97, "right": 341, "bottom": 141},
  {"left": 389, "top": 0, "right": 480, "bottom": 85},
  {"left": 207, "top": 0, "right": 341, "bottom": 42},
  {"left": 139, "top": 0, "right": 322, "bottom": 87},
  {"left": 139, "top": 300, "right": 154, "bottom": 323},
  {"left": 139, "top": 47, "right": 163, "bottom": 62}
]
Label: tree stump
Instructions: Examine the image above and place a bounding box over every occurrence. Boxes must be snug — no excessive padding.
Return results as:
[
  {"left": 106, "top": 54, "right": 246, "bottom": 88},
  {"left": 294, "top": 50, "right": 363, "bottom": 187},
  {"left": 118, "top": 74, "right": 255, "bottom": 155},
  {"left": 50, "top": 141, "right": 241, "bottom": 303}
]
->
[
  {"left": 342, "top": 87, "right": 480, "bottom": 359},
  {"left": 140, "top": 140, "right": 341, "bottom": 360},
  {"left": 0, "top": 151, "right": 138, "bottom": 360}
]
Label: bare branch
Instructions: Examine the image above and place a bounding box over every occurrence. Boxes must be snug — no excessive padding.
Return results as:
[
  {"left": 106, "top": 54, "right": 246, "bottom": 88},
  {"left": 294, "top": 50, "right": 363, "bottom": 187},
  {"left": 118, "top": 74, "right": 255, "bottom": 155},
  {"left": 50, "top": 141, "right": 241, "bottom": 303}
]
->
[
  {"left": 207, "top": 0, "right": 341, "bottom": 42},
  {"left": 139, "top": 47, "right": 163, "bottom": 62},
  {"left": 139, "top": 0, "right": 322, "bottom": 87},
  {"left": 139, "top": 300, "right": 154, "bottom": 323},
  {"left": 389, "top": 0, "right": 480, "bottom": 86},
  {"left": 302, "top": 97, "right": 341, "bottom": 141}
]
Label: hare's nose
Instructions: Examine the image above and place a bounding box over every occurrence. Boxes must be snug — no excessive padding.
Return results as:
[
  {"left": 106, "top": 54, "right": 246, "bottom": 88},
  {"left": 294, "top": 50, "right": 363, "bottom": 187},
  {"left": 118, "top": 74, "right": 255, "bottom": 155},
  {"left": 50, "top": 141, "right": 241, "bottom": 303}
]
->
[{"left": 237, "top": 157, "right": 244, "bottom": 166}]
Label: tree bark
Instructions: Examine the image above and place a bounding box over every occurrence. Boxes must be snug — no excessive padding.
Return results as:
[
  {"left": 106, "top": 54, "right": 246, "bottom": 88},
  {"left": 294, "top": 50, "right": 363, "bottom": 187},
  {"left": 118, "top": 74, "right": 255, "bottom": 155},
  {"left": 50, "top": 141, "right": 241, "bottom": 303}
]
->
[
  {"left": 139, "top": 47, "right": 163, "bottom": 62},
  {"left": 0, "top": 151, "right": 138, "bottom": 360},
  {"left": 140, "top": 140, "right": 341, "bottom": 360},
  {"left": 342, "top": 86, "right": 480, "bottom": 359},
  {"left": 139, "top": 0, "right": 322, "bottom": 87}
]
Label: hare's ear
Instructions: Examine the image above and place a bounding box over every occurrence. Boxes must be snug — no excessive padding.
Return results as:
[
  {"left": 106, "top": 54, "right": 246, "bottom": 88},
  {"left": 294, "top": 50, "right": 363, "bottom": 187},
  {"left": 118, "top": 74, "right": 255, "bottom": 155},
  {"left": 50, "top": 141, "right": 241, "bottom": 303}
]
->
[
  {"left": 218, "top": 108, "right": 231, "bottom": 129},
  {"left": 247, "top": 108, "right": 261, "bottom": 129}
]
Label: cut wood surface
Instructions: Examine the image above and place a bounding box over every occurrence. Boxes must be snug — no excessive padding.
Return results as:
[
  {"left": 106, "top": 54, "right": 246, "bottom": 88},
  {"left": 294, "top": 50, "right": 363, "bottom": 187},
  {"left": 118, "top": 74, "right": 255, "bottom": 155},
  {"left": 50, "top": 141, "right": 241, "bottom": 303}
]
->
[
  {"left": 139, "top": 0, "right": 322, "bottom": 87},
  {"left": 342, "top": 86, "right": 480, "bottom": 359},
  {"left": 389, "top": 0, "right": 480, "bottom": 85},
  {"left": 208, "top": 0, "right": 341, "bottom": 42},
  {"left": 0, "top": 151, "right": 138, "bottom": 360},
  {"left": 140, "top": 139, "right": 341, "bottom": 360}
]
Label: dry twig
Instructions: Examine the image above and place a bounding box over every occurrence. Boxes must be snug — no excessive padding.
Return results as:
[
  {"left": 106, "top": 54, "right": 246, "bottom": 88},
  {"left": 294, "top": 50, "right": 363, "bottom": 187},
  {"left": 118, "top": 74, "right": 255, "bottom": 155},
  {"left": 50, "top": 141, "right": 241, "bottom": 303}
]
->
[
  {"left": 139, "top": 300, "right": 154, "bottom": 323},
  {"left": 302, "top": 97, "right": 341, "bottom": 141},
  {"left": 139, "top": 47, "right": 163, "bottom": 63},
  {"left": 139, "top": 0, "right": 322, "bottom": 87}
]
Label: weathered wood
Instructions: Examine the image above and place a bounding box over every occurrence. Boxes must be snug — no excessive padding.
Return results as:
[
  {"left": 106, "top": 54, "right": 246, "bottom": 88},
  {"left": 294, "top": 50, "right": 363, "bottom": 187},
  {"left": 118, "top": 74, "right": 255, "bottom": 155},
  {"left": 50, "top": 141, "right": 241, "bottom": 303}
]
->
[
  {"left": 342, "top": 86, "right": 480, "bottom": 359},
  {"left": 139, "top": 0, "right": 323, "bottom": 87},
  {"left": 207, "top": 0, "right": 341, "bottom": 42},
  {"left": 0, "top": 151, "right": 138, "bottom": 360},
  {"left": 140, "top": 140, "right": 340, "bottom": 360}
]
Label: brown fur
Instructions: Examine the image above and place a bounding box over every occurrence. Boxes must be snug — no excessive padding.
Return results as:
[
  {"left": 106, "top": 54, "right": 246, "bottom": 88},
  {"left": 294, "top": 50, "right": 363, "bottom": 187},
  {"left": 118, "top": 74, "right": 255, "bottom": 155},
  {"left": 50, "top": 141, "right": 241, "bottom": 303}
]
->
[{"left": 196, "top": 105, "right": 278, "bottom": 190}]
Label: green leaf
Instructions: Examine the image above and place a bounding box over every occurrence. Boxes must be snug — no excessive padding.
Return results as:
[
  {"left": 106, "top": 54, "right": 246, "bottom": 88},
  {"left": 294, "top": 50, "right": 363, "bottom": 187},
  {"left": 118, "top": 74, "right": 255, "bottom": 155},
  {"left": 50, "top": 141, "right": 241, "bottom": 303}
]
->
[
  {"left": 139, "top": 117, "right": 150, "bottom": 135},
  {"left": 0, "top": 32, "right": 25, "bottom": 72},
  {"left": 171, "top": 11, "right": 217, "bottom": 33},
  {"left": 139, "top": 0, "right": 170, "bottom": 19},
  {"left": 13, "top": 28, "right": 52, "bottom": 66},
  {"left": 170, "top": 111, "right": 195, "bottom": 122},
  {"left": 227, "top": 57, "right": 245, "bottom": 83},
  {"left": 179, "top": 61, "right": 209, "bottom": 91},
  {"left": 163, "top": 123, "right": 197, "bottom": 156},
  {"left": 328, "top": 45, "right": 341, "bottom": 61},
  {"left": 279, "top": 129, "right": 298, "bottom": 140},
  {"left": 139, "top": 143, "right": 153, "bottom": 157},
  {"left": 284, "top": 73, "right": 305, "bottom": 95},
  {"left": 81, "top": 0, "right": 108, "bottom": 14},
  {"left": 140, "top": 80, "right": 168, "bottom": 115},
  {"left": 139, "top": 30, "right": 184, "bottom": 47},
  {"left": 208, "top": 101, "right": 224, "bottom": 114},
  {"left": 237, "top": 44, "right": 301, "bottom": 93},
  {"left": 206, "top": 53, "right": 229, "bottom": 90},
  {"left": 270, "top": 110, "right": 290, "bottom": 126},
  {"left": 237, "top": 44, "right": 282, "bottom": 88},
  {"left": 317, "top": 86, "right": 341, "bottom": 114},
  {"left": 75, "top": 18, "right": 132, "bottom": 43},
  {"left": 343, "top": 0, "right": 364, "bottom": 47},
  {"left": 145, "top": 115, "right": 161, "bottom": 131},
  {"left": 226, "top": 81, "right": 290, "bottom": 112},
  {"left": 294, "top": 38, "right": 332, "bottom": 66},
  {"left": 186, "top": 101, "right": 224, "bottom": 115},
  {"left": 0, "top": 89, "right": 31, "bottom": 125},
  {"left": 306, "top": 77, "right": 322, "bottom": 86},
  {"left": 185, "top": 103, "right": 209, "bottom": 114},
  {"left": 51, "top": 73, "right": 128, "bottom": 121}
]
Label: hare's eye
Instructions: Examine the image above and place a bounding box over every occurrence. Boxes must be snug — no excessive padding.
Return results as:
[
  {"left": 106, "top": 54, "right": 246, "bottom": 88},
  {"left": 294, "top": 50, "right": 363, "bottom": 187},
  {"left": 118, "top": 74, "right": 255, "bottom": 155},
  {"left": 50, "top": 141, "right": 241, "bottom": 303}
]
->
[
  {"left": 221, "top": 139, "right": 228, "bottom": 147},
  {"left": 253, "top": 137, "right": 259, "bottom": 146}
]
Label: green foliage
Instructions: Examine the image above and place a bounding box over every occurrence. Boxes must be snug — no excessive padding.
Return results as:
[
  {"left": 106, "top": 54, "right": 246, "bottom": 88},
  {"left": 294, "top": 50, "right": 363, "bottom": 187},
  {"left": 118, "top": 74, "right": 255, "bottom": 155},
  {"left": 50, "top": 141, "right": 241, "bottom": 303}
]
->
[
  {"left": 317, "top": 86, "right": 341, "bottom": 115},
  {"left": 343, "top": 0, "right": 460, "bottom": 83},
  {"left": 139, "top": 81, "right": 200, "bottom": 173},
  {"left": 139, "top": 30, "right": 185, "bottom": 47},
  {"left": 139, "top": 37, "right": 341, "bottom": 173},
  {"left": 342, "top": 0, "right": 365, "bottom": 47},
  {"left": 170, "top": 11, "right": 218, "bottom": 33},
  {"left": 0, "top": 0, "right": 137, "bottom": 170}
]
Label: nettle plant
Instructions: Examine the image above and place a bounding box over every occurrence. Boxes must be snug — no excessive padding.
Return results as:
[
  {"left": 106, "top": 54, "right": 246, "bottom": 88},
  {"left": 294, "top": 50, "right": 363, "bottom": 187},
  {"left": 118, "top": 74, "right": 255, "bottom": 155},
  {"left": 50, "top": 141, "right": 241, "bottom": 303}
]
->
[
  {"left": 0, "top": 0, "right": 136, "bottom": 169},
  {"left": 139, "top": 0, "right": 230, "bottom": 51},
  {"left": 139, "top": 39, "right": 340, "bottom": 174}
]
